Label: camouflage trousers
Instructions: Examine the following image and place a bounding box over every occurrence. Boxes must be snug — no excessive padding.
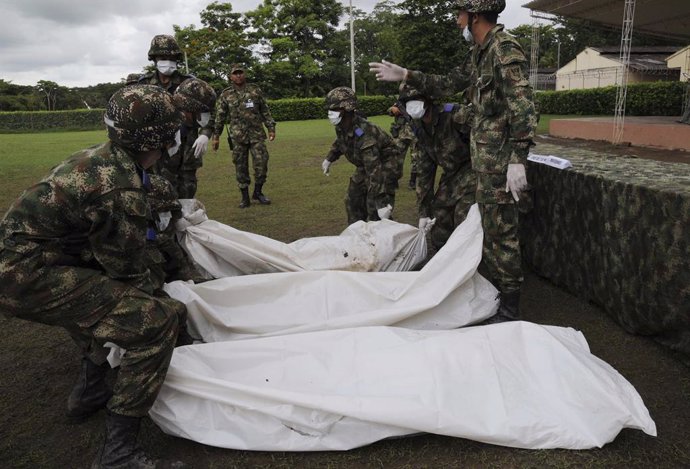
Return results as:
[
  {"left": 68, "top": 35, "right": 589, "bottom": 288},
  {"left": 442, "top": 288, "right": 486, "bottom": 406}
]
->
[
  {"left": 428, "top": 164, "right": 476, "bottom": 250},
  {"left": 345, "top": 166, "right": 395, "bottom": 225},
  {"left": 393, "top": 137, "right": 421, "bottom": 179},
  {"left": 231, "top": 139, "right": 269, "bottom": 189},
  {"left": 0, "top": 249, "right": 180, "bottom": 418},
  {"left": 157, "top": 145, "right": 202, "bottom": 199},
  {"left": 475, "top": 172, "right": 523, "bottom": 294}
]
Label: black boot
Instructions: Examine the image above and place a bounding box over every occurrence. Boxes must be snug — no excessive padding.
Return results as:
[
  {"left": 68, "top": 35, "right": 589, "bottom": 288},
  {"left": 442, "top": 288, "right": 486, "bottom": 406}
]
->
[
  {"left": 252, "top": 184, "right": 271, "bottom": 205},
  {"left": 66, "top": 358, "right": 112, "bottom": 422},
  {"left": 239, "top": 187, "right": 250, "bottom": 208},
  {"left": 91, "top": 412, "right": 187, "bottom": 469},
  {"left": 408, "top": 172, "right": 417, "bottom": 190},
  {"left": 479, "top": 291, "right": 521, "bottom": 325}
]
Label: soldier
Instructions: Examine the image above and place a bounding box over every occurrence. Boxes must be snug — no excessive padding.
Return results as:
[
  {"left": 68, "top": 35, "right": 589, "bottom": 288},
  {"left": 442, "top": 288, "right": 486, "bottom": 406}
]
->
[
  {"left": 401, "top": 86, "right": 476, "bottom": 250},
  {"left": 321, "top": 86, "right": 400, "bottom": 224},
  {"left": 0, "top": 85, "right": 188, "bottom": 468},
  {"left": 369, "top": 0, "right": 537, "bottom": 323},
  {"left": 212, "top": 64, "right": 276, "bottom": 208},
  {"left": 138, "top": 34, "right": 192, "bottom": 95},
  {"left": 158, "top": 77, "right": 217, "bottom": 198}
]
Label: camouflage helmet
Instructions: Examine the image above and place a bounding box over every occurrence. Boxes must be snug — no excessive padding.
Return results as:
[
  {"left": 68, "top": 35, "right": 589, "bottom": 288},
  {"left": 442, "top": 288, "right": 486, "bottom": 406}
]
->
[
  {"left": 456, "top": 0, "right": 506, "bottom": 13},
  {"left": 398, "top": 84, "right": 425, "bottom": 103},
  {"left": 173, "top": 78, "right": 217, "bottom": 113},
  {"left": 125, "top": 73, "right": 141, "bottom": 85},
  {"left": 104, "top": 84, "right": 183, "bottom": 152},
  {"left": 325, "top": 87, "right": 357, "bottom": 111},
  {"left": 147, "top": 34, "right": 183, "bottom": 61}
]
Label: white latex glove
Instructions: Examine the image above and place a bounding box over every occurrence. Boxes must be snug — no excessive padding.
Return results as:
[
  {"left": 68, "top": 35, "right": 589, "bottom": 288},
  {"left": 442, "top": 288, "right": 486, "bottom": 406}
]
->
[
  {"left": 506, "top": 163, "right": 528, "bottom": 202},
  {"left": 322, "top": 159, "right": 331, "bottom": 176},
  {"left": 192, "top": 134, "right": 209, "bottom": 158},
  {"left": 418, "top": 217, "right": 436, "bottom": 233},
  {"left": 369, "top": 60, "right": 407, "bottom": 82},
  {"left": 377, "top": 204, "right": 393, "bottom": 220}
]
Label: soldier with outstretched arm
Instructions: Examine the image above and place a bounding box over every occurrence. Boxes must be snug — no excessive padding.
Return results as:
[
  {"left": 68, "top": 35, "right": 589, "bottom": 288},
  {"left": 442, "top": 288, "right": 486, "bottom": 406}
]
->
[{"left": 370, "top": 0, "right": 537, "bottom": 323}]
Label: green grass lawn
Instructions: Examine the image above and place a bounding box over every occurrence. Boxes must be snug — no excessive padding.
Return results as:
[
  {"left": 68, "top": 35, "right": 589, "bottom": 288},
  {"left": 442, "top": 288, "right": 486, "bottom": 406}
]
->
[{"left": 0, "top": 116, "right": 420, "bottom": 241}]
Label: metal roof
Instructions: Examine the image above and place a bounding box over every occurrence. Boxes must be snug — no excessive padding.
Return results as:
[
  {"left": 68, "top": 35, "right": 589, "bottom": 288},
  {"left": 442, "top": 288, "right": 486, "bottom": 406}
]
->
[{"left": 523, "top": 0, "right": 690, "bottom": 41}]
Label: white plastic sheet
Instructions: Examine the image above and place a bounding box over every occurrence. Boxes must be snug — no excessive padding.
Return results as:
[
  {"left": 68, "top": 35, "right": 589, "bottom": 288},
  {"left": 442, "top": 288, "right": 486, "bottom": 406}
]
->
[
  {"left": 164, "top": 205, "right": 498, "bottom": 342},
  {"left": 175, "top": 199, "right": 427, "bottom": 277},
  {"left": 149, "top": 323, "right": 656, "bottom": 451}
]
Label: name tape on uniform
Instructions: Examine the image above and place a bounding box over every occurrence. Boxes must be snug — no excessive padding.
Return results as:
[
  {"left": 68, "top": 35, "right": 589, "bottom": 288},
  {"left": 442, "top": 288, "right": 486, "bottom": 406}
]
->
[{"left": 527, "top": 153, "right": 573, "bottom": 170}]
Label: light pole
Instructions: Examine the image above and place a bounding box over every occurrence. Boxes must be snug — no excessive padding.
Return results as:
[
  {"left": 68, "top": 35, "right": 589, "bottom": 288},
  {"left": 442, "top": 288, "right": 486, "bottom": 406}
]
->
[{"left": 349, "top": 0, "right": 355, "bottom": 92}]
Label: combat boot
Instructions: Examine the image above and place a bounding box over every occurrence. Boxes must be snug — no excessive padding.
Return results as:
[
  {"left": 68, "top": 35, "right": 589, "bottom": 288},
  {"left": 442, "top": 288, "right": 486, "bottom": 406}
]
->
[
  {"left": 479, "top": 291, "right": 521, "bottom": 325},
  {"left": 91, "top": 412, "right": 188, "bottom": 469},
  {"left": 252, "top": 184, "right": 271, "bottom": 205},
  {"left": 66, "top": 358, "right": 112, "bottom": 422},
  {"left": 239, "top": 187, "right": 251, "bottom": 208},
  {"left": 408, "top": 172, "right": 417, "bottom": 190}
]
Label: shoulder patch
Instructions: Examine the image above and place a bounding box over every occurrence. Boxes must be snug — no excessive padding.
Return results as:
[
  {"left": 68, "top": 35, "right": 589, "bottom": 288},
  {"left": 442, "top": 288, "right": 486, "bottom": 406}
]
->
[
  {"left": 354, "top": 127, "right": 365, "bottom": 137},
  {"left": 443, "top": 103, "right": 455, "bottom": 113}
]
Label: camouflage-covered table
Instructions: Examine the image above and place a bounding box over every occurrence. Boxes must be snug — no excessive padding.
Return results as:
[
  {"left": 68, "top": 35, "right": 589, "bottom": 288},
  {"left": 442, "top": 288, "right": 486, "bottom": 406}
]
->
[{"left": 521, "top": 143, "right": 690, "bottom": 357}]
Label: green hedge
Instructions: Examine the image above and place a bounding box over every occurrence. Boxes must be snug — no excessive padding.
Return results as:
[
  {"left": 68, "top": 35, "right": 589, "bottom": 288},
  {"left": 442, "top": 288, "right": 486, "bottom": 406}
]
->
[
  {"left": 3, "top": 82, "right": 683, "bottom": 133},
  {"left": 536, "top": 81, "right": 685, "bottom": 116},
  {"left": 0, "top": 95, "right": 394, "bottom": 133},
  {"left": 0, "top": 109, "right": 105, "bottom": 133}
]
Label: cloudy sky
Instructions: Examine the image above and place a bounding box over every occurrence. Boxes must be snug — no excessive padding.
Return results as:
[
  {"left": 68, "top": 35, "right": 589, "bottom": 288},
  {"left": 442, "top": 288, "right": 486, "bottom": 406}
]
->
[{"left": 0, "top": 0, "right": 533, "bottom": 88}]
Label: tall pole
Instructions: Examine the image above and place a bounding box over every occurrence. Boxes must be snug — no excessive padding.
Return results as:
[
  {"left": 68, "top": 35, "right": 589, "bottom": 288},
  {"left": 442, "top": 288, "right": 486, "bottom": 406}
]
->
[{"left": 349, "top": 0, "right": 356, "bottom": 93}]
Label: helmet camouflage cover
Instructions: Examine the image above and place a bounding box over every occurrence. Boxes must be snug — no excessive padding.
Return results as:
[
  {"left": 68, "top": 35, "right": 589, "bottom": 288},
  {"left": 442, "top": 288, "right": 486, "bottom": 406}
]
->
[
  {"left": 398, "top": 84, "right": 426, "bottom": 103},
  {"left": 174, "top": 78, "right": 217, "bottom": 113},
  {"left": 125, "top": 73, "right": 141, "bottom": 85},
  {"left": 147, "top": 34, "right": 183, "bottom": 61},
  {"left": 325, "top": 87, "right": 357, "bottom": 111},
  {"left": 105, "top": 84, "right": 183, "bottom": 152},
  {"left": 456, "top": 0, "right": 506, "bottom": 13}
]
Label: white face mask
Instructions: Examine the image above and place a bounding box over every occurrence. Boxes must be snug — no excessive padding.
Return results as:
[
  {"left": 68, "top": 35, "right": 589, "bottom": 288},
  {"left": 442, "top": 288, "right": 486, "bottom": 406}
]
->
[
  {"left": 328, "top": 110, "right": 342, "bottom": 126},
  {"left": 167, "top": 129, "right": 182, "bottom": 156},
  {"left": 196, "top": 112, "right": 211, "bottom": 127},
  {"left": 463, "top": 25, "right": 474, "bottom": 43},
  {"left": 156, "top": 60, "right": 177, "bottom": 76},
  {"left": 405, "top": 100, "right": 426, "bottom": 120}
]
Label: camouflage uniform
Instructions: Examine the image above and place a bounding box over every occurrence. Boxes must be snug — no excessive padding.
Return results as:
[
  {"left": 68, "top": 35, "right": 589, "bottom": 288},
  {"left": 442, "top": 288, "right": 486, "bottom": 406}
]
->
[
  {"left": 0, "top": 86, "right": 184, "bottom": 418},
  {"left": 406, "top": 22, "right": 537, "bottom": 294},
  {"left": 388, "top": 105, "right": 422, "bottom": 188},
  {"left": 213, "top": 79, "right": 276, "bottom": 190},
  {"left": 326, "top": 114, "right": 400, "bottom": 224},
  {"left": 413, "top": 102, "right": 475, "bottom": 249}
]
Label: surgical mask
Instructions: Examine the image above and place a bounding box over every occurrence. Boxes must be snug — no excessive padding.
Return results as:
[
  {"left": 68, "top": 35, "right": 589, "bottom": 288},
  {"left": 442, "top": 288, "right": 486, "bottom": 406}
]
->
[
  {"left": 156, "top": 60, "right": 177, "bottom": 76},
  {"left": 328, "top": 110, "right": 342, "bottom": 126},
  {"left": 196, "top": 112, "right": 211, "bottom": 127},
  {"left": 167, "top": 129, "right": 182, "bottom": 156},
  {"left": 405, "top": 100, "right": 426, "bottom": 120},
  {"left": 463, "top": 25, "right": 474, "bottom": 43}
]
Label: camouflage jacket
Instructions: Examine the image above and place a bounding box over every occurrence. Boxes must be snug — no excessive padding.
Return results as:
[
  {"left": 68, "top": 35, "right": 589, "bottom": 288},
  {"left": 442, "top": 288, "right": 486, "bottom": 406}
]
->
[
  {"left": 326, "top": 115, "right": 400, "bottom": 195},
  {"left": 406, "top": 24, "right": 536, "bottom": 174},
  {"left": 413, "top": 103, "right": 472, "bottom": 217},
  {"left": 138, "top": 70, "right": 194, "bottom": 95},
  {"left": 213, "top": 83, "right": 276, "bottom": 144},
  {"left": 0, "top": 142, "right": 155, "bottom": 296}
]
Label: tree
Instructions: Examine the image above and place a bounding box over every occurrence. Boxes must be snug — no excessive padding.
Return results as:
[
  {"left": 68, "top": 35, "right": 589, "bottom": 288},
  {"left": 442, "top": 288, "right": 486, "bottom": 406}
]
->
[
  {"left": 174, "top": 2, "right": 253, "bottom": 91},
  {"left": 35, "top": 80, "right": 62, "bottom": 111},
  {"left": 245, "top": 0, "right": 345, "bottom": 97}
]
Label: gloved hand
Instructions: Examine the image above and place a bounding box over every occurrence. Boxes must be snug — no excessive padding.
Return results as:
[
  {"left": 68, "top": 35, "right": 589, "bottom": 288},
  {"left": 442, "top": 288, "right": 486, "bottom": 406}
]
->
[
  {"left": 377, "top": 204, "right": 393, "bottom": 220},
  {"left": 322, "top": 159, "right": 331, "bottom": 176},
  {"left": 418, "top": 217, "right": 436, "bottom": 233},
  {"left": 192, "top": 135, "right": 209, "bottom": 158},
  {"left": 212, "top": 136, "right": 220, "bottom": 152},
  {"left": 369, "top": 60, "right": 407, "bottom": 82},
  {"left": 506, "top": 163, "right": 528, "bottom": 202}
]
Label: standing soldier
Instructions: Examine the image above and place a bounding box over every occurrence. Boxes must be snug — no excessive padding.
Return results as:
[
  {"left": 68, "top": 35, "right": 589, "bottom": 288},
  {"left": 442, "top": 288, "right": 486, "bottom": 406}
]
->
[
  {"left": 321, "top": 86, "right": 400, "bottom": 224},
  {"left": 212, "top": 64, "right": 276, "bottom": 208},
  {"left": 0, "top": 85, "right": 188, "bottom": 468},
  {"left": 400, "top": 86, "right": 475, "bottom": 250},
  {"left": 165, "top": 77, "right": 216, "bottom": 198},
  {"left": 369, "top": 0, "right": 537, "bottom": 323},
  {"left": 138, "top": 34, "right": 192, "bottom": 95}
]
